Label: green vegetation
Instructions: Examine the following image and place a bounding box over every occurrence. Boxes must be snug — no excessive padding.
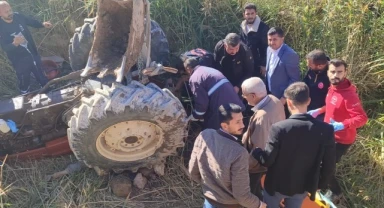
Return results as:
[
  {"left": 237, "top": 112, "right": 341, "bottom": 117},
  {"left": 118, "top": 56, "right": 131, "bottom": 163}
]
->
[{"left": 0, "top": 0, "right": 383, "bottom": 207}]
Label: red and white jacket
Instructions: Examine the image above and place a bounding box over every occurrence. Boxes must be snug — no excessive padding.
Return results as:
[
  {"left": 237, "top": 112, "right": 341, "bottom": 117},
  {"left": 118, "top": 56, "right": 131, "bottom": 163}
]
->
[{"left": 324, "top": 79, "right": 368, "bottom": 144}]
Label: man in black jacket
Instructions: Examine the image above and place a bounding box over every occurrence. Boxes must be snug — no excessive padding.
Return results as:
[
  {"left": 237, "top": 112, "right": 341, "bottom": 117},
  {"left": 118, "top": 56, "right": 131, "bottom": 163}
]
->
[
  {"left": 0, "top": 1, "right": 52, "bottom": 94},
  {"left": 303, "top": 49, "right": 330, "bottom": 121},
  {"left": 251, "top": 82, "right": 335, "bottom": 208},
  {"left": 213, "top": 33, "right": 254, "bottom": 94},
  {"left": 239, "top": 3, "right": 269, "bottom": 78}
]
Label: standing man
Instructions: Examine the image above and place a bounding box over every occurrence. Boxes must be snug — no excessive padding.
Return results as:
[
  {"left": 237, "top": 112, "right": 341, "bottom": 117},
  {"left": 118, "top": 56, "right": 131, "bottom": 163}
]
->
[
  {"left": 189, "top": 103, "right": 266, "bottom": 208},
  {"left": 184, "top": 58, "right": 245, "bottom": 130},
  {"left": 265, "top": 27, "right": 300, "bottom": 117},
  {"left": 251, "top": 82, "right": 336, "bottom": 208},
  {"left": 239, "top": 3, "right": 269, "bottom": 78},
  {"left": 307, "top": 59, "right": 368, "bottom": 201},
  {"left": 0, "top": 1, "right": 51, "bottom": 94},
  {"left": 213, "top": 33, "right": 254, "bottom": 94},
  {"left": 241, "top": 77, "right": 285, "bottom": 200},
  {"left": 304, "top": 49, "right": 330, "bottom": 121}
]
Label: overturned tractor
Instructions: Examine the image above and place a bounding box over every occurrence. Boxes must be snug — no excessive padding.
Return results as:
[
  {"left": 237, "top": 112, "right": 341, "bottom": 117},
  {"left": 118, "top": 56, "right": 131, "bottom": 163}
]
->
[{"left": 0, "top": 0, "right": 188, "bottom": 176}]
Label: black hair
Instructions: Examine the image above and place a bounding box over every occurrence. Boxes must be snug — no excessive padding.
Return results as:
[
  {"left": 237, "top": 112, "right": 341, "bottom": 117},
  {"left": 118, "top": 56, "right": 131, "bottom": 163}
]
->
[
  {"left": 329, "top": 59, "right": 348, "bottom": 70},
  {"left": 267, "top": 27, "right": 284, "bottom": 37},
  {"left": 218, "top": 103, "right": 243, "bottom": 124},
  {"left": 244, "top": 3, "right": 257, "bottom": 12},
  {"left": 284, "top": 82, "right": 310, "bottom": 106},
  {"left": 183, "top": 57, "right": 199, "bottom": 69},
  {"left": 224, "top": 33, "right": 241, "bottom": 47},
  {"left": 306, "top": 49, "right": 329, "bottom": 65}
]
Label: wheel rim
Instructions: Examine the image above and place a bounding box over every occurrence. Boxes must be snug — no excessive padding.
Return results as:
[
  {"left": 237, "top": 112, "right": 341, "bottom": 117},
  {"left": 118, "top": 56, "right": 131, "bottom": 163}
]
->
[{"left": 96, "top": 120, "right": 164, "bottom": 162}]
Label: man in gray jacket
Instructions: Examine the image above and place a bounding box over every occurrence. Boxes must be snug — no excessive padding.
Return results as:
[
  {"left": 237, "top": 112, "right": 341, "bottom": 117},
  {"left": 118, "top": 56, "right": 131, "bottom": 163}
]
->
[
  {"left": 241, "top": 77, "right": 285, "bottom": 200},
  {"left": 189, "top": 103, "right": 266, "bottom": 208}
]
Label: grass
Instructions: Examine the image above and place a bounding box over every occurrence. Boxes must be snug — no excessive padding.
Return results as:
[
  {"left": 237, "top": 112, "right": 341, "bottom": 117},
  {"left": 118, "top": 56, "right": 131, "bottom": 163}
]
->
[
  {"left": 0, "top": 0, "right": 383, "bottom": 207},
  {"left": 0, "top": 155, "right": 202, "bottom": 208}
]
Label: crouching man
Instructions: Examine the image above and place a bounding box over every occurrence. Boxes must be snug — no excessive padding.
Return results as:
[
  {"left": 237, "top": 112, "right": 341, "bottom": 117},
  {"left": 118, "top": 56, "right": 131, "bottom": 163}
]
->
[{"left": 189, "top": 103, "right": 266, "bottom": 208}]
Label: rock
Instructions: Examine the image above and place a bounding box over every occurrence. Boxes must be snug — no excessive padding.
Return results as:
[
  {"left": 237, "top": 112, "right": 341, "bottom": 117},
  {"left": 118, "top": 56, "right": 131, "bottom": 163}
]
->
[
  {"left": 94, "top": 166, "right": 108, "bottom": 176},
  {"left": 133, "top": 173, "right": 148, "bottom": 189},
  {"left": 138, "top": 167, "right": 154, "bottom": 177},
  {"left": 110, "top": 175, "right": 132, "bottom": 197},
  {"left": 154, "top": 163, "right": 165, "bottom": 176}
]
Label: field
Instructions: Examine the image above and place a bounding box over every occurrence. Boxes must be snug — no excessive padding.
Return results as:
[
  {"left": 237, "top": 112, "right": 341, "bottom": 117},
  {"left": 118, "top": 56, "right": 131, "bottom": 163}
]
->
[{"left": 1, "top": 0, "right": 384, "bottom": 207}]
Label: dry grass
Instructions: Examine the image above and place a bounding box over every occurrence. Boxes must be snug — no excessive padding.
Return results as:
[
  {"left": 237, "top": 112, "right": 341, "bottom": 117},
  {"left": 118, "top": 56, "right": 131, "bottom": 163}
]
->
[{"left": 0, "top": 155, "right": 203, "bottom": 208}]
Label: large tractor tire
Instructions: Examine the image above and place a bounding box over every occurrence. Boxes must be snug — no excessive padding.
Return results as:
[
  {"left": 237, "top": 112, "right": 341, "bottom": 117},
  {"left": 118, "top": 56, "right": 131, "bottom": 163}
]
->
[
  {"left": 69, "top": 18, "right": 169, "bottom": 71},
  {"left": 67, "top": 81, "right": 187, "bottom": 173},
  {"left": 69, "top": 18, "right": 96, "bottom": 71}
]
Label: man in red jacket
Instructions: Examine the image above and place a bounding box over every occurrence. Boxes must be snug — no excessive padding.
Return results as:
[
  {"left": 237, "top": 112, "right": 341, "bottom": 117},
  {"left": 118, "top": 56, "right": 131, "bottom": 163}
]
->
[{"left": 308, "top": 59, "right": 368, "bottom": 202}]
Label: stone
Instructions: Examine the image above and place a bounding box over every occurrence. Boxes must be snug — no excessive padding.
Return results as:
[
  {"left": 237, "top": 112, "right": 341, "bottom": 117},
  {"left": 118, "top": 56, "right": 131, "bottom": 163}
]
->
[
  {"left": 110, "top": 175, "right": 132, "bottom": 197},
  {"left": 133, "top": 173, "right": 148, "bottom": 189},
  {"left": 138, "top": 167, "right": 154, "bottom": 177}
]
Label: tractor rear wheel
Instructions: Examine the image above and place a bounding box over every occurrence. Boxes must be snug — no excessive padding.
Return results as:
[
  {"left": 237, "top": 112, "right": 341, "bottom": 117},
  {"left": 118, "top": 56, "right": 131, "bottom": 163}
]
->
[
  {"left": 68, "top": 18, "right": 169, "bottom": 71},
  {"left": 67, "top": 81, "right": 187, "bottom": 174}
]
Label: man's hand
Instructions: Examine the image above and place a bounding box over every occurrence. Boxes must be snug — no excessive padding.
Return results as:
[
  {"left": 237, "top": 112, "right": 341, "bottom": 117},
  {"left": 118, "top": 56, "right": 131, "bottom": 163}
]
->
[
  {"left": 259, "top": 201, "right": 267, "bottom": 208},
  {"left": 330, "top": 118, "right": 345, "bottom": 132},
  {"left": 308, "top": 108, "right": 321, "bottom": 118},
  {"left": 234, "top": 86, "right": 240, "bottom": 94},
  {"left": 280, "top": 97, "right": 286, "bottom": 105},
  {"left": 12, "top": 35, "right": 25, "bottom": 46},
  {"left": 260, "top": 66, "right": 266, "bottom": 77},
  {"left": 43, "top": 21, "right": 52, "bottom": 28}
]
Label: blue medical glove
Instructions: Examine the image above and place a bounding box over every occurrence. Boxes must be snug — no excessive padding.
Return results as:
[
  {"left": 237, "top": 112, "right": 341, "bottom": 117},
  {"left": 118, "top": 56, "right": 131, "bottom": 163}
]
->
[
  {"left": 6, "top": 120, "right": 19, "bottom": 133},
  {"left": 330, "top": 118, "right": 344, "bottom": 132},
  {"left": 307, "top": 108, "right": 321, "bottom": 118}
]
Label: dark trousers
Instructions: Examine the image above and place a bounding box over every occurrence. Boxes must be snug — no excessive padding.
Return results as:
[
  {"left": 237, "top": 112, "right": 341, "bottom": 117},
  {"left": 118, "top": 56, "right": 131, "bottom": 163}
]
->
[
  {"left": 12, "top": 55, "right": 48, "bottom": 92},
  {"left": 250, "top": 172, "right": 265, "bottom": 200},
  {"left": 329, "top": 142, "right": 351, "bottom": 195}
]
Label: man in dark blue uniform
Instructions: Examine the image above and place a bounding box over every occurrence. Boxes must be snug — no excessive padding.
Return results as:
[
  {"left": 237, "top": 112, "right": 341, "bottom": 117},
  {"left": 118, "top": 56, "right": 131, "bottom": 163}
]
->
[
  {"left": 184, "top": 58, "right": 245, "bottom": 130},
  {"left": 0, "top": 1, "right": 52, "bottom": 94}
]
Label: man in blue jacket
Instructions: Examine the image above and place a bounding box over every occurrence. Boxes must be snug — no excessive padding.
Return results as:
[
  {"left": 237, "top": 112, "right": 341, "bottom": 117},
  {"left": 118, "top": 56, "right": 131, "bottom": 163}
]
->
[
  {"left": 265, "top": 27, "right": 300, "bottom": 118},
  {"left": 0, "top": 1, "right": 52, "bottom": 94}
]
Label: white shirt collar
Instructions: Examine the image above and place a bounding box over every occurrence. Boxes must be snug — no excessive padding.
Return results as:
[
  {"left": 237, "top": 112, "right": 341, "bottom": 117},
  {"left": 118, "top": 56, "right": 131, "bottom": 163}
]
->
[
  {"left": 251, "top": 95, "right": 268, "bottom": 112},
  {"left": 219, "top": 129, "right": 238, "bottom": 140}
]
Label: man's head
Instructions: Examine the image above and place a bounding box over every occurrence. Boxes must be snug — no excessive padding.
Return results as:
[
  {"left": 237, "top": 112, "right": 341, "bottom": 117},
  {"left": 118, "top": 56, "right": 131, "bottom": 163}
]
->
[
  {"left": 306, "top": 49, "right": 329, "bottom": 72},
  {"left": 0, "top": 1, "right": 13, "bottom": 22},
  {"left": 284, "top": 82, "right": 311, "bottom": 113},
  {"left": 327, "top": 59, "right": 348, "bottom": 85},
  {"left": 243, "top": 3, "right": 257, "bottom": 25},
  {"left": 267, "top": 27, "right": 285, "bottom": 50},
  {"left": 241, "top": 77, "right": 267, "bottom": 106},
  {"left": 219, "top": 103, "right": 244, "bottom": 135},
  {"left": 183, "top": 57, "right": 199, "bottom": 75},
  {"left": 223, "top": 33, "right": 241, "bottom": 55}
]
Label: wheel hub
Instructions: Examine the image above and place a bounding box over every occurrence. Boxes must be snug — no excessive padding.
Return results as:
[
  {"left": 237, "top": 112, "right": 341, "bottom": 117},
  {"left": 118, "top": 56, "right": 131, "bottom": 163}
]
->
[{"left": 96, "top": 120, "right": 164, "bottom": 161}]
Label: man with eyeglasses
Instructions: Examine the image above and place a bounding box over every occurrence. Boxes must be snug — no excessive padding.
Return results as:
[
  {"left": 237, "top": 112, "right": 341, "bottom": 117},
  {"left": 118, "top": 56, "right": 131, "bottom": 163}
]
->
[{"left": 241, "top": 77, "right": 285, "bottom": 200}]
